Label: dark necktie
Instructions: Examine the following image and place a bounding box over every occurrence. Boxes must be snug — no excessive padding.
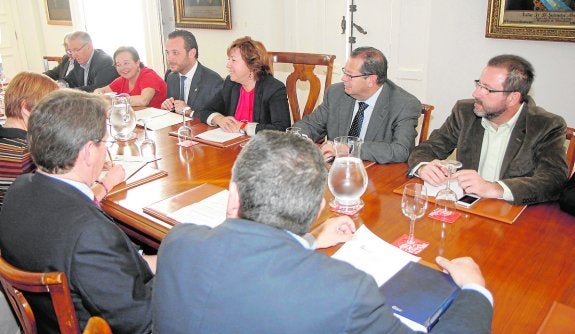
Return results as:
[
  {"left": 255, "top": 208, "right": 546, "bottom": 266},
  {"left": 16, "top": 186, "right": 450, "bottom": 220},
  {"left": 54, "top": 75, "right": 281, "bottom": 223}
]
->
[
  {"left": 348, "top": 102, "right": 368, "bottom": 137},
  {"left": 180, "top": 75, "right": 187, "bottom": 101}
]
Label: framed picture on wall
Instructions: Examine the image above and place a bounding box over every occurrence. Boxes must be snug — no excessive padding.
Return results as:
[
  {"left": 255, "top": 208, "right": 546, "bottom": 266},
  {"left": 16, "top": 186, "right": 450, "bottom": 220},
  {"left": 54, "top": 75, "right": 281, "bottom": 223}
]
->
[
  {"left": 44, "top": 0, "right": 72, "bottom": 26},
  {"left": 174, "top": 0, "right": 232, "bottom": 30},
  {"left": 486, "top": 0, "right": 575, "bottom": 42}
]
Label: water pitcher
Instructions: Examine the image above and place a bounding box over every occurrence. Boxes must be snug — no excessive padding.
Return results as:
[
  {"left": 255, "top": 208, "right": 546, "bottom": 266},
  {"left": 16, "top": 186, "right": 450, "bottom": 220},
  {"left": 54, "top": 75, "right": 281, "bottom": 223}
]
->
[
  {"left": 110, "top": 95, "right": 136, "bottom": 141},
  {"left": 327, "top": 136, "right": 368, "bottom": 214}
]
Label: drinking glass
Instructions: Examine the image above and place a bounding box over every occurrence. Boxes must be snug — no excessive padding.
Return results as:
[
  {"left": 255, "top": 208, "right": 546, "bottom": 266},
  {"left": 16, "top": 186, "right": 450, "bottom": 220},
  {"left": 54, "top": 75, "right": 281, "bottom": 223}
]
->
[
  {"left": 434, "top": 160, "right": 463, "bottom": 216},
  {"left": 138, "top": 118, "right": 156, "bottom": 161},
  {"left": 327, "top": 136, "right": 368, "bottom": 214},
  {"left": 177, "top": 107, "right": 192, "bottom": 144},
  {"left": 400, "top": 183, "right": 428, "bottom": 254}
]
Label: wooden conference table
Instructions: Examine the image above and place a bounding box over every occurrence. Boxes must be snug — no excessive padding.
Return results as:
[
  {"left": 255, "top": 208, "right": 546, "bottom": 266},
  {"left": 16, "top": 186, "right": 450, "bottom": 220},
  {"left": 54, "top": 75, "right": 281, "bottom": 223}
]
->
[{"left": 102, "top": 120, "right": 575, "bottom": 333}]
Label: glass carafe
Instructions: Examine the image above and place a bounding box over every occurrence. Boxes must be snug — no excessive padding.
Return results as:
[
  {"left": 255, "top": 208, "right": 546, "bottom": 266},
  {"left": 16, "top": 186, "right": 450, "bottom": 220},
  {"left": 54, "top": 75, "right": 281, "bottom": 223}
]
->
[
  {"left": 110, "top": 95, "right": 136, "bottom": 141},
  {"left": 327, "top": 136, "right": 368, "bottom": 214}
]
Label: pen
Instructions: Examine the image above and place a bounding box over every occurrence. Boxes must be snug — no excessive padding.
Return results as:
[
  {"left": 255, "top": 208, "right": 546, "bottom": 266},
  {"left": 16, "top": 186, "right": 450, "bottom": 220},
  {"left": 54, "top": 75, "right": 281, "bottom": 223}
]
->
[{"left": 125, "top": 158, "right": 162, "bottom": 182}]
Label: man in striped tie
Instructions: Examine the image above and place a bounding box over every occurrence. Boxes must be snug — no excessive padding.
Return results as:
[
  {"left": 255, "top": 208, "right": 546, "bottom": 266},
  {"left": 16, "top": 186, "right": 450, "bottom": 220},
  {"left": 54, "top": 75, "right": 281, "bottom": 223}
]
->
[{"left": 293, "top": 47, "right": 421, "bottom": 164}]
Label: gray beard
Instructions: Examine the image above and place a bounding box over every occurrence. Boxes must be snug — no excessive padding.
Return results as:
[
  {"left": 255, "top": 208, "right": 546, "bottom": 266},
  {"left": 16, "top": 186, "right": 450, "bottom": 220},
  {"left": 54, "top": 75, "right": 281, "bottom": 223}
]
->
[{"left": 474, "top": 107, "right": 505, "bottom": 120}]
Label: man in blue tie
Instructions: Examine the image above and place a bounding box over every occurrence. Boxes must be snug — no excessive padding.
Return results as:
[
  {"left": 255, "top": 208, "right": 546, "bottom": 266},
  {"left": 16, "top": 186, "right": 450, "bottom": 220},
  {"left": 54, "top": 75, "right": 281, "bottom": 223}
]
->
[
  {"left": 293, "top": 47, "right": 421, "bottom": 164},
  {"left": 161, "top": 30, "right": 223, "bottom": 116}
]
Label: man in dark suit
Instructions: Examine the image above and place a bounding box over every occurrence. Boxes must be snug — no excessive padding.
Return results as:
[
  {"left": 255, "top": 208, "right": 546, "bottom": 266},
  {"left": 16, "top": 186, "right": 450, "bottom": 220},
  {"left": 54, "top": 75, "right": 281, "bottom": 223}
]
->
[
  {"left": 0, "top": 90, "right": 154, "bottom": 333},
  {"left": 161, "top": 30, "right": 223, "bottom": 116},
  {"left": 408, "top": 55, "right": 567, "bottom": 206},
  {"left": 62, "top": 31, "right": 118, "bottom": 92},
  {"left": 43, "top": 33, "right": 74, "bottom": 82},
  {"left": 153, "top": 131, "right": 493, "bottom": 333},
  {"left": 293, "top": 47, "right": 422, "bottom": 164}
]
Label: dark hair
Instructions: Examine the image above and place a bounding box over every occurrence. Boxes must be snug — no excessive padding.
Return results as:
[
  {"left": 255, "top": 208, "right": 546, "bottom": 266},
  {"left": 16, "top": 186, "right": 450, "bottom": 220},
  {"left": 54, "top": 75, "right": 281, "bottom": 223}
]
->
[
  {"left": 487, "top": 54, "right": 534, "bottom": 102},
  {"left": 168, "top": 30, "right": 199, "bottom": 58},
  {"left": 227, "top": 36, "right": 271, "bottom": 81},
  {"left": 231, "top": 131, "right": 327, "bottom": 235},
  {"left": 28, "top": 89, "right": 107, "bottom": 174},
  {"left": 4, "top": 72, "right": 58, "bottom": 119},
  {"left": 113, "top": 46, "right": 144, "bottom": 68},
  {"left": 351, "top": 47, "right": 388, "bottom": 85}
]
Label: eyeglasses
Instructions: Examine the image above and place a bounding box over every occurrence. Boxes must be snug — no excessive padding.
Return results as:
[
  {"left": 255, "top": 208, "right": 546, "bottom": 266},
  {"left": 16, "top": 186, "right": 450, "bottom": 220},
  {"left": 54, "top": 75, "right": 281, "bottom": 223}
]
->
[
  {"left": 66, "top": 43, "right": 88, "bottom": 55},
  {"left": 342, "top": 68, "right": 373, "bottom": 80},
  {"left": 474, "top": 80, "right": 514, "bottom": 94}
]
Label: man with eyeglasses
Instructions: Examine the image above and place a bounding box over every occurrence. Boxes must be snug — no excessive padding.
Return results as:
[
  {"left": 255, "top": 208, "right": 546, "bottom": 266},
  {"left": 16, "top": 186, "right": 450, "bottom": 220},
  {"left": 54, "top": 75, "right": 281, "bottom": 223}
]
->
[
  {"left": 409, "top": 54, "right": 567, "bottom": 205},
  {"left": 62, "top": 31, "right": 118, "bottom": 92},
  {"left": 293, "top": 46, "right": 422, "bottom": 164},
  {"left": 0, "top": 90, "right": 155, "bottom": 333},
  {"left": 43, "top": 33, "right": 75, "bottom": 82}
]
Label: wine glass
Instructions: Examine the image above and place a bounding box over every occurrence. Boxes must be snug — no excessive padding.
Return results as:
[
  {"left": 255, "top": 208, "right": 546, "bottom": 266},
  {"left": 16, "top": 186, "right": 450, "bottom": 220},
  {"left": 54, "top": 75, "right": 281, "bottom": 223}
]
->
[
  {"left": 434, "top": 160, "right": 463, "bottom": 216},
  {"left": 400, "top": 183, "right": 428, "bottom": 254},
  {"left": 177, "top": 107, "right": 192, "bottom": 144},
  {"left": 138, "top": 118, "right": 156, "bottom": 161}
]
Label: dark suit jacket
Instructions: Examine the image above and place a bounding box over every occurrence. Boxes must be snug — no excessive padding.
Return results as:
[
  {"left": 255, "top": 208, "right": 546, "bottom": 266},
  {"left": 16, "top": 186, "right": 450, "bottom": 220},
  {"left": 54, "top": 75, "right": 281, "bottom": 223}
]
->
[
  {"left": 408, "top": 97, "right": 567, "bottom": 205},
  {"left": 559, "top": 173, "right": 575, "bottom": 215},
  {"left": 165, "top": 62, "right": 223, "bottom": 111},
  {"left": 43, "top": 54, "right": 72, "bottom": 81},
  {"left": 293, "top": 81, "right": 421, "bottom": 164},
  {"left": 153, "top": 218, "right": 492, "bottom": 334},
  {"left": 196, "top": 73, "right": 291, "bottom": 133},
  {"left": 0, "top": 173, "right": 153, "bottom": 334},
  {"left": 63, "top": 49, "right": 118, "bottom": 92}
]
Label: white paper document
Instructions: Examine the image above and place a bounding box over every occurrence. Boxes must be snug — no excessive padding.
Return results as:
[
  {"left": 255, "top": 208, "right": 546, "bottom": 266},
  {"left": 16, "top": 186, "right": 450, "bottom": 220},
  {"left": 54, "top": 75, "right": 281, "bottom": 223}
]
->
[
  {"left": 168, "top": 190, "right": 229, "bottom": 228},
  {"left": 195, "top": 128, "right": 244, "bottom": 143},
  {"left": 332, "top": 225, "right": 420, "bottom": 286},
  {"left": 136, "top": 107, "right": 190, "bottom": 130}
]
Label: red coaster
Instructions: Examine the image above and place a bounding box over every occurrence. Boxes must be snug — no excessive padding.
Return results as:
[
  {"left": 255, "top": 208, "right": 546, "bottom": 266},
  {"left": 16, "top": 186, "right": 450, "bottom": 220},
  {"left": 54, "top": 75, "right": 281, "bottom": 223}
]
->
[
  {"left": 178, "top": 140, "right": 199, "bottom": 147},
  {"left": 391, "top": 234, "right": 429, "bottom": 255},
  {"left": 428, "top": 208, "right": 461, "bottom": 224}
]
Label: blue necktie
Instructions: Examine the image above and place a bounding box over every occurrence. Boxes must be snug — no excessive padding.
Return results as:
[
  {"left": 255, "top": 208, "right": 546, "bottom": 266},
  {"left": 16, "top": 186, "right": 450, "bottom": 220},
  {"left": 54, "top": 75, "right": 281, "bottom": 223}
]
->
[
  {"left": 348, "top": 102, "right": 368, "bottom": 137},
  {"left": 180, "top": 75, "right": 187, "bottom": 101}
]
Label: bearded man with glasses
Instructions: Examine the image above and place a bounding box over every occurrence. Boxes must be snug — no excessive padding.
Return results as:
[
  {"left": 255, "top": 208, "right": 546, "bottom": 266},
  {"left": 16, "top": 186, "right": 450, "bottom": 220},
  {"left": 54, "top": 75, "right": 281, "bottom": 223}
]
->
[
  {"left": 62, "top": 31, "right": 118, "bottom": 92},
  {"left": 409, "top": 54, "right": 567, "bottom": 206},
  {"left": 293, "top": 46, "right": 422, "bottom": 164}
]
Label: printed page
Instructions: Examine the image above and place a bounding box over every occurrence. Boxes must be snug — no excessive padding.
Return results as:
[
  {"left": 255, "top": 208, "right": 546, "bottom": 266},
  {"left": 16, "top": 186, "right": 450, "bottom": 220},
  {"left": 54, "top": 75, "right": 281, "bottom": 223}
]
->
[
  {"left": 168, "top": 190, "right": 229, "bottom": 228},
  {"left": 332, "top": 225, "right": 420, "bottom": 286},
  {"left": 195, "top": 128, "right": 243, "bottom": 143},
  {"left": 136, "top": 107, "right": 191, "bottom": 130}
]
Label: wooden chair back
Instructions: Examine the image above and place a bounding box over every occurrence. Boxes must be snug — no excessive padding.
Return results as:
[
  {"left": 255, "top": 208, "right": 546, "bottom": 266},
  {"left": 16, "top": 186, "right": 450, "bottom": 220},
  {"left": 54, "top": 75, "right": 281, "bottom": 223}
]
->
[
  {"left": 42, "top": 56, "right": 63, "bottom": 71},
  {"left": 0, "top": 255, "right": 79, "bottom": 333},
  {"left": 82, "top": 316, "right": 112, "bottom": 334},
  {"left": 419, "top": 104, "right": 434, "bottom": 144},
  {"left": 566, "top": 127, "right": 575, "bottom": 176},
  {"left": 267, "top": 52, "right": 336, "bottom": 123}
]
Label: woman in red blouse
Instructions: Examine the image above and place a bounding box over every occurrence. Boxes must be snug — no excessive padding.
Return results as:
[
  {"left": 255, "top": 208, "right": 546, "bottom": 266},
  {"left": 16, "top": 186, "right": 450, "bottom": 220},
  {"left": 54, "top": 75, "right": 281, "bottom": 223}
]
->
[{"left": 95, "top": 46, "right": 167, "bottom": 109}]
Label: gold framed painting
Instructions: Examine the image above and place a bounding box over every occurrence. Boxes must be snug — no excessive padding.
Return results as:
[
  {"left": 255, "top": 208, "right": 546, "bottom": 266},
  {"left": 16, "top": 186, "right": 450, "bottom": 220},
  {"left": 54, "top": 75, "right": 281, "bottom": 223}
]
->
[
  {"left": 44, "top": 0, "right": 72, "bottom": 26},
  {"left": 174, "top": 0, "right": 232, "bottom": 30},
  {"left": 486, "top": 0, "right": 575, "bottom": 42}
]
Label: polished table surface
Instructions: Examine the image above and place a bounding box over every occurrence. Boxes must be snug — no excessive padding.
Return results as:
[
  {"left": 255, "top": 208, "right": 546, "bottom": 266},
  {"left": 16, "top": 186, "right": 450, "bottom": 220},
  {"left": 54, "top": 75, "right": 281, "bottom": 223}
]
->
[{"left": 103, "top": 121, "right": 575, "bottom": 333}]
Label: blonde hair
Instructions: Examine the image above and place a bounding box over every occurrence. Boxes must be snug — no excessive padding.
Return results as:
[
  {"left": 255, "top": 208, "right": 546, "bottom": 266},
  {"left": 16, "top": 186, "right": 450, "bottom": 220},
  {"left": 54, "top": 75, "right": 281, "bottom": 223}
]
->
[{"left": 4, "top": 72, "right": 59, "bottom": 119}]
